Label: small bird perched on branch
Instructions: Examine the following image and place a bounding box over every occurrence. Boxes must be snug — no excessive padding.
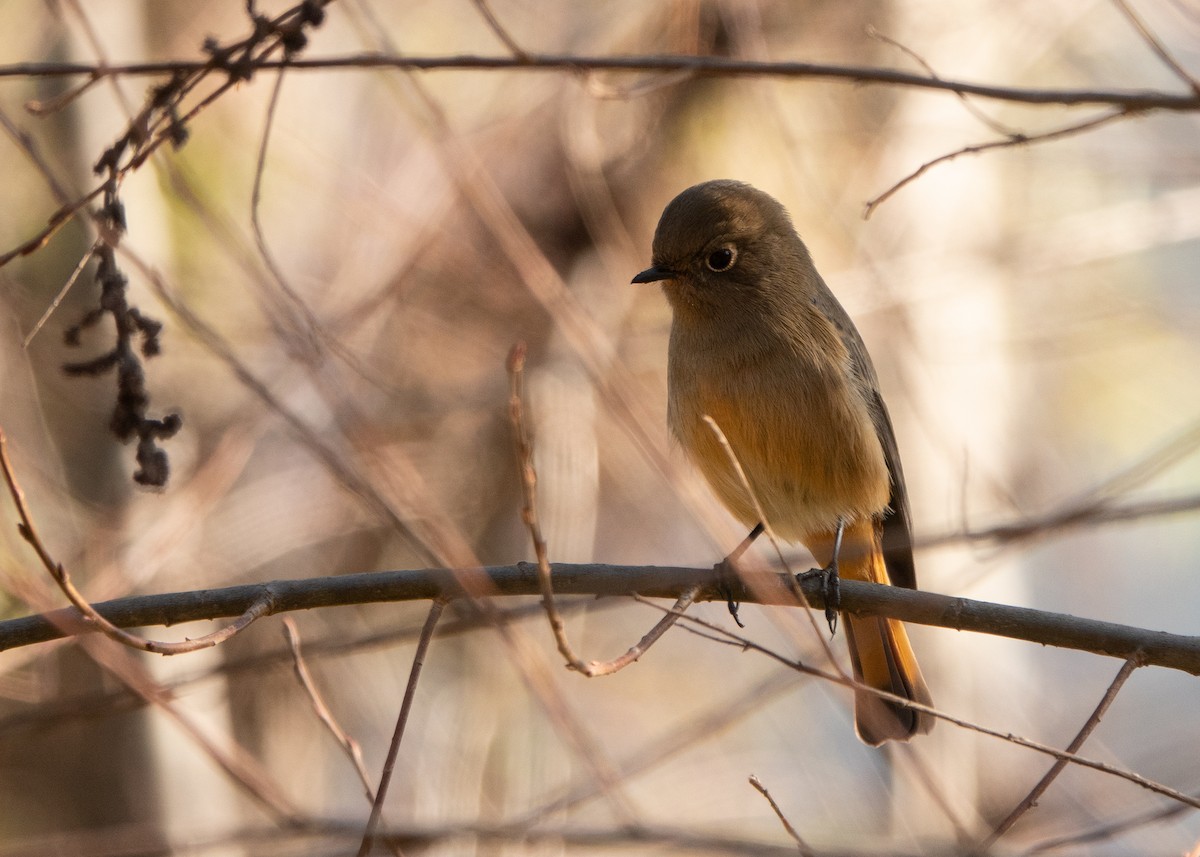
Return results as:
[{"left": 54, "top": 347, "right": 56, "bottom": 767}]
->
[{"left": 633, "top": 180, "right": 933, "bottom": 745}]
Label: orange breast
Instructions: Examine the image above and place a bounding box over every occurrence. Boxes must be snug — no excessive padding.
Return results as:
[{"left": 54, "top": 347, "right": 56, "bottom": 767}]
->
[{"left": 669, "top": 343, "right": 889, "bottom": 543}]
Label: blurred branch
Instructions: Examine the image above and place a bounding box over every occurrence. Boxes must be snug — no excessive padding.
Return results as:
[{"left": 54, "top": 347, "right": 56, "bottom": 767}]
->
[
  {"left": 864, "top": 107, "right": 1130, "bottom": 217},
  {"left": 77, "top": 635, "right": 301, "bottom": 823},
  {"left": 0, "top": 0, "right": 330, "bottom": 271},
  {"left": 1025, "top": 794, "right": 1195, "bottom": 853},
  {"left": 3, "top": 53, "right": 1198, "bottom": 110},
  {"left": 507, "top": 341, "right": 590, "bottom": 673},
  {"left": 984, "top": 657, "right": 1140, "bottom": 847},
  {"left": 469, "top": 0, "right": 528, "bottom": 59},
  {"left": 2, "top": 562, "right": 1199, "bottom": 674},
  {"left": 0, "top": 599, "right": 607, "bottom": 741},
  {"left": 921, "top": 491, "right": 1200, "bottom": 550},
  {"left": 1110, "top": 0, "right": 1200, "bottom": 94},
  {"left": 659, "top": 604, "right": 1197, "bottom": 813},
  {"left": 211, "top": 818, "right": 892, "bottom": 857},
  {"left": 514, "top": 670, "right": 797, "bottom": 823},
  {"left": 120, "top": 249, "right": 439, "bottom": 565},
  {"left": 281, "top": 619, "right": 377, "bottom": 805},
  {"left": 868, "top": 26, "right": 1020, "bottom": 137},
  {"left": 508, "top": 342, "right": 698, "bottom": 677},
  {"left": 357, "top": 602, "right": 443, "bottom": 857},
  {"left": 0, "top": 426, "right": 267, "bottom": 654},
  {"left": 749, "top": 775, "right": 815, "bottom": 856}
]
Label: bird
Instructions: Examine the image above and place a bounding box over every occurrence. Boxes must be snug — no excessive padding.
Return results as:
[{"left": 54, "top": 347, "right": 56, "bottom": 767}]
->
[{"left": 632, "top": 179, "right": 933, "bottom": 745}]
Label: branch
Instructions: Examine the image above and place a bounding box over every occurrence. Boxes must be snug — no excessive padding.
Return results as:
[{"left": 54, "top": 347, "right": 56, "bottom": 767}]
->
[
  {"left": 1110, "top": 0, "right": 1200, "bottom": 95},
  {"left": 357, "top": 602, "right": 443, "bottom": 857},
  {"left": 227, "top": 818, "right": 878, "bottom": 857},
  {"left": 984, "top": 657, "right": 1139, "bottom": 847},
  {"left": 657, "top": 605, "right": 1197, "bottom": 812},
  {"left": 507, "top": 342, "right": 697, "bottom": 677},
  {"left": 864, "top": 107, "right": 1130, "bottom": 217},
  {"left": 281, "top": 618, "right": 377, "bottom": 804},
  {"left": 507, "top": 342, "right": 591, "bottom": 673},
  {"left": 0, "top": 426, "right": 259, "bottom": 653},
  {"left": 922, "top": 491, "right": 1200, "bottom": 550},
  {"left": 3, "top": 54, "right": 1198, "bottom": 110},
  {"left": 3, "top": 563, "right": 1198, "bottom": 674},
  {"left": 749, "top": 775, "right": 815, "bottom": 856}
]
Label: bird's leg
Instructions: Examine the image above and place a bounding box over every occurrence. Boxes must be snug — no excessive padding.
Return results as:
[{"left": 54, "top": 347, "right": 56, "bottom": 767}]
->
[
  {"left": 715, "top": 522, "right": 763, "bottom": 628},
  {"left": 798, "top": 518, "right": 844, "bottom": 635}
]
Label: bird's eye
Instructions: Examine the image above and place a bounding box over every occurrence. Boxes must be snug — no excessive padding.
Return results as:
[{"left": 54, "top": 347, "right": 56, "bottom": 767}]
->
[{"left": 705, "top": 246, "right": 737, "bottom": 273}]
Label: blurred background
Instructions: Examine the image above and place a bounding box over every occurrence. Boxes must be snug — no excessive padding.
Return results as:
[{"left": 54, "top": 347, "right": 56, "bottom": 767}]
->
[{"left": 1, "top": 1, "right": 1200, "bottom": 854}]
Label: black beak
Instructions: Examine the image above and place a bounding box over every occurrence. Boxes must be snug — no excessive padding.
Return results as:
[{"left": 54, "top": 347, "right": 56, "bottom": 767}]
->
[{"left": 631, "top": 265, "right": 676, "bottom": 284}]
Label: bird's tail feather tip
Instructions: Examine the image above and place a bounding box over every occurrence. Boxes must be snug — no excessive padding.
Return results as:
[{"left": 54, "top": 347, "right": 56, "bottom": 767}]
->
[{"left": 846, "top": 614, "right": 934, "bottom": 746}]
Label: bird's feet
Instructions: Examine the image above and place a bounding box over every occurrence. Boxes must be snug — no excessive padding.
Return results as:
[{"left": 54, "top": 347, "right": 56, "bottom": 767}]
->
[
  {"left": 797, "top": 560, "right": 840, "bottom": 635},
  {"left": 714, "top": 555, "right": 745, "bottom": 629}
]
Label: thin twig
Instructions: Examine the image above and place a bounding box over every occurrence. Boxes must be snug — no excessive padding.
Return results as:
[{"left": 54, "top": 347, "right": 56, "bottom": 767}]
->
[
  {"left": 748, "top": 774, "right": 815, "bottom": 856},
  {"left": 249, "top": 64, "right": 307, "bottom": 320},
  {"left": 865, "top": 108, "right": 1131, "bottom": 218},
  {"left": 0, "top": 1, "right": 326, "bottom": 271},
  {"left": 357, "top": 601, "right": 444, "bottom": 857},
  {"left": 1110, "top": 0, "right": 1200, "bottom": 94},
  {"left": 583, "top": 587, "right": 699, "bottom": 677},
  {"left": 1025, "top": 796, "right": 1197, "bottom": 854},
  {"left": 645, "top": 599, "right": 1200, "bottom": 813},
  {"left": 631, "top": 591, "right": 940, "bottom": 713},
  {"left": 22, "top": 239, "right": 100, "bottom": 348},
  {"left": 470, "top": 0, "right": 528, "bottom": 59},
  {"left": 983, "top": 656, "right": 1142, "bottom": 847},
  {"left": 247, "top": 63, "right": 390, "bottom": 390},
  {"left": 78, "top": 635, "right": 301, "bottom": 823},
  {"left": 123, "top": 240, "right": 638, "bottom": 825},
  {"left": 701, "top": 416, "right": 844, "bottom": 670},
  {"left": 2, "top": 54, "right": 1198, "bottom": 110},
  {"left": 281, "top": 619, "right": 377, "bottom": 803},
  {"left": 701, "top": 416, "right": 788, "bottom": 563},
  {"left": 0, "top": 426, "right": 273, "bottom": 654},
  {"left": 506, "top": 342, "right": 590, "bottom": 673},
  {"left": 284, "top": 620, "right": 405, "bottom": 857},
  {"left": 23, "top": 72, "right": 101, "bottom": 115},
  {"left": 867, "top": 25, "right": 1018, "bottom": 136},
  {"left": 508, "top": 343, "right": 697, "bottom": 678},
  {"left": 514, "top": 670, "right": 797, "bottom": 823}
]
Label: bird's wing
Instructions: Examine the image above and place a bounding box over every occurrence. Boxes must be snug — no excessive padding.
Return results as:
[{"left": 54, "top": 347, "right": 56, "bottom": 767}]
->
[
  {"left": 817, "top": 282, "right": 918, "bottom": 591},
  {"left": 869, "top": 389, "right": 918, "bottom": 591}
]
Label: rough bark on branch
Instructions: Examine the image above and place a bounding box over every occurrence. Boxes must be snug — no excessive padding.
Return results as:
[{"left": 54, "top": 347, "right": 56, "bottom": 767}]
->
[{"left": 2, "top": 564, "right": 1197, "bottom": 675}]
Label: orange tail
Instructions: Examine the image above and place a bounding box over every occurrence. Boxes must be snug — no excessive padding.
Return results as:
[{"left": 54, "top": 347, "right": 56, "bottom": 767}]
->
[
  {"left": 844, "top": 612, "right": 933, "bottom": 745},
  {"left": 809, "top": 520, "right": 934, "bottom": 745}
]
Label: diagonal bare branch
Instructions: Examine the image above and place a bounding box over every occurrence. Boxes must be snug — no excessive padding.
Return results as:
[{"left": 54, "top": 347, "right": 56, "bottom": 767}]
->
[
  {"left": 984, "top": 657, "right": 1141, "bottom": 847},
  {"left": 865, "top": 108, "right": 1131, "bottom": 217},
  {"left": 1110, "top": 0, "right": 1200, "bottom": 94}
]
